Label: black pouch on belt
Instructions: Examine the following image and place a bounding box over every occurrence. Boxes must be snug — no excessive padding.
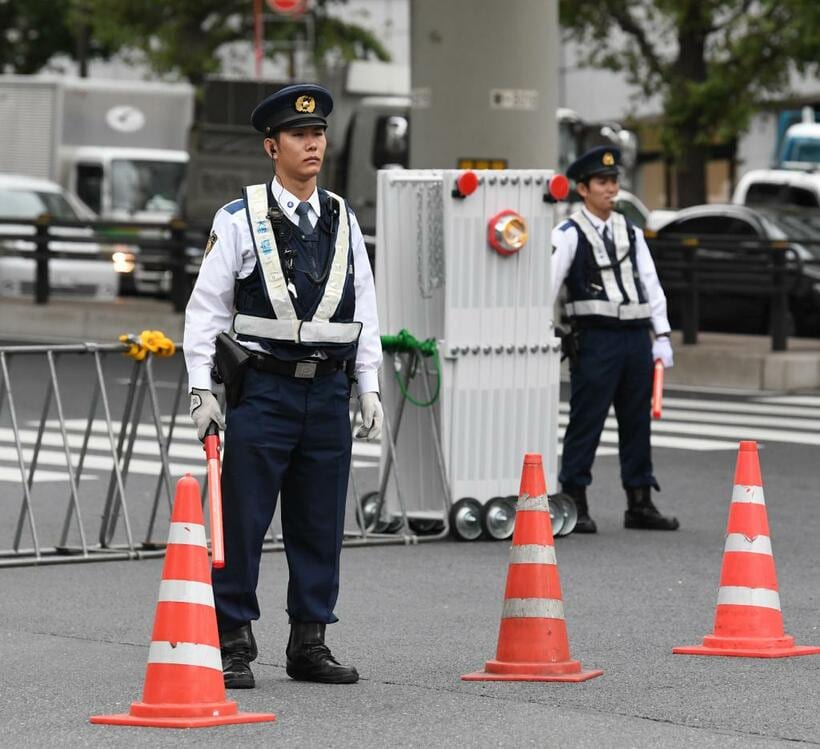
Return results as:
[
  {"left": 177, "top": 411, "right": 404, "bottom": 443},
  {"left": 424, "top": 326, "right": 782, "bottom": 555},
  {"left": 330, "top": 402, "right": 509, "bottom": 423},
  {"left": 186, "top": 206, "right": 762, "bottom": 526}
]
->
[{"left": 213, "top": 333, "right": 252, "bottom": 408}]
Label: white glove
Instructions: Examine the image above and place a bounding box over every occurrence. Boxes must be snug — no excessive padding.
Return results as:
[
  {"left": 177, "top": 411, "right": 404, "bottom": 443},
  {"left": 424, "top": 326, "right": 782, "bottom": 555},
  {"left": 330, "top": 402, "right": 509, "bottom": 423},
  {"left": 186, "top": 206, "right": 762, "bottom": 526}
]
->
[
  {"left": 189, "top": 388, "right": 226, "bottom": 441},
  {"left": 652, "top": 337, "right": 674, "bottom": 368},
  {"left": 356, "top": 392, "right": 383, "bottom": 441}
]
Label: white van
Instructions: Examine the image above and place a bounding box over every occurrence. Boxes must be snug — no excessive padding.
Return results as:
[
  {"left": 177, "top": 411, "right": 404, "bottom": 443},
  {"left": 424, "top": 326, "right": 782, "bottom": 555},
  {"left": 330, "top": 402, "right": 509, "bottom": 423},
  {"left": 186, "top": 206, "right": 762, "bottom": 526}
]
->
[{"left": 732, "top": 168, "right": 820, "bottom": 209}]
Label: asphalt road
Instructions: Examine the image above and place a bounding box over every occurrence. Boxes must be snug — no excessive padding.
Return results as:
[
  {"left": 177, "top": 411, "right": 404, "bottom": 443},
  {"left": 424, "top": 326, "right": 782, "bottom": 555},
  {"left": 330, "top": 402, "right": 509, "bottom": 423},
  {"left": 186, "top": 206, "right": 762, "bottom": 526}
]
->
[{"left": 0, "top": 344, "right": 819, "bottom": 747}]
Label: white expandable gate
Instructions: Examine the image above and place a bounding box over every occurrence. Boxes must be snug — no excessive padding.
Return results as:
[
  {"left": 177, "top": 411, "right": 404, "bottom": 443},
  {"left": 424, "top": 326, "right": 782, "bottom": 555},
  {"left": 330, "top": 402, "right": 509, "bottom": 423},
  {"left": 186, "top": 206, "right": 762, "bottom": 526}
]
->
[{"left": 375, "top": 169, "right": 562, "bottom": 524}]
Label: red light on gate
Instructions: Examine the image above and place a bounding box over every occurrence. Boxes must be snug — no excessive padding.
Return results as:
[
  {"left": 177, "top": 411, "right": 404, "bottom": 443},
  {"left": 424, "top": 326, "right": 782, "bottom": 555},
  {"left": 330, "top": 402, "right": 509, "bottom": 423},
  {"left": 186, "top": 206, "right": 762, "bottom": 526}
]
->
[
  {"left": 548, "top": 174, "right": 570, "bottom": 201},
  {"left": 487, "top": 210, "right": 528, "bottom": 256},
  {"left": 453, "top": 170, "right": 479, "bottom": 198}
]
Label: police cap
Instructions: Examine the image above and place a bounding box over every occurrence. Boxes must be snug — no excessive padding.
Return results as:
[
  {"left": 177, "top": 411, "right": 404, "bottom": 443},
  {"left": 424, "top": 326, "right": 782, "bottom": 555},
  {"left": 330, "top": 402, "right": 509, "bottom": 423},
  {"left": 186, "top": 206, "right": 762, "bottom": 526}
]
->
[
  {"left": 566, "top": 146, "right": 621, "bottom": 183},
  {"left": 251, "top": 83, "right": 334, "bottom": 135}
]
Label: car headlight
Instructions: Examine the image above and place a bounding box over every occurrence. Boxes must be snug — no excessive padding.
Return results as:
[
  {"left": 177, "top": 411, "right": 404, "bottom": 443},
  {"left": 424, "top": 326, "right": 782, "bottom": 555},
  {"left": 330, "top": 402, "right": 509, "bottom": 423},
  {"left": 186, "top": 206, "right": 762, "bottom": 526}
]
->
[{"left": 112, "top": 245, "right": 136, "bottom": 274}]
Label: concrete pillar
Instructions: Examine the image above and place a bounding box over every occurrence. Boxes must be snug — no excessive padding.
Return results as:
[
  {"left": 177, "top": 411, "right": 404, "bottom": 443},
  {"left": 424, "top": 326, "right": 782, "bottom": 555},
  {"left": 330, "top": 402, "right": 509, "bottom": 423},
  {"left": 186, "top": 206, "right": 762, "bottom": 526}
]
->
[{"left": 409, "top": 0, "right": 559, "bottom": 169}]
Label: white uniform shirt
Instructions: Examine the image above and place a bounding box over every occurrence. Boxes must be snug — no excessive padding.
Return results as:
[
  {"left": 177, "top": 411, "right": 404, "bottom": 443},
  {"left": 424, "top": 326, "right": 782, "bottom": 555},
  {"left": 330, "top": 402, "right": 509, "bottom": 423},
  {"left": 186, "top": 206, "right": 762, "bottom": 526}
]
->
[
  {"left": 550, "top": 207, "right": 671, "bottom": 335},
  {"left": 184, "top": 178, "right": 382, "bottom": 395}
]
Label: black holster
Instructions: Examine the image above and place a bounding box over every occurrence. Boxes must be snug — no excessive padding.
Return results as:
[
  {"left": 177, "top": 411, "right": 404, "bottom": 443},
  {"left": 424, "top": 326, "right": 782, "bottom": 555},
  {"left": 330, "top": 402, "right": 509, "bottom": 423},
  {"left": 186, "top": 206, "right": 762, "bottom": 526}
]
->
[{"left": 213, "top": 333, "right": 252, "bottom": 408}]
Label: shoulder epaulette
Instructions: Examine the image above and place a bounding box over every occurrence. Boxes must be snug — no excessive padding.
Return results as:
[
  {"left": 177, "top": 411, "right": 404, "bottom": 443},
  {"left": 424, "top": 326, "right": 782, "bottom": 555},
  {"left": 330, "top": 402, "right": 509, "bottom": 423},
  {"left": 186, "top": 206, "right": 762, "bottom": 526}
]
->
[{"left": 224, "top": 198, "right": 246, "bottom": 215}]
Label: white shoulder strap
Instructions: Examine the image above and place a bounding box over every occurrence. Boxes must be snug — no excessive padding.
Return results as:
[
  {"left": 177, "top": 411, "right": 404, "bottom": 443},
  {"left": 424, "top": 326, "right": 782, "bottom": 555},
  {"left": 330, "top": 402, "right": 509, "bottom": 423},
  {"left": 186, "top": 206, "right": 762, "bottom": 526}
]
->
[
  {"left": 244, "top": 183, "right": 297, "bottom": 321},
  {"left": 312, "top": 189, "right": 351, "bottom": 323}
]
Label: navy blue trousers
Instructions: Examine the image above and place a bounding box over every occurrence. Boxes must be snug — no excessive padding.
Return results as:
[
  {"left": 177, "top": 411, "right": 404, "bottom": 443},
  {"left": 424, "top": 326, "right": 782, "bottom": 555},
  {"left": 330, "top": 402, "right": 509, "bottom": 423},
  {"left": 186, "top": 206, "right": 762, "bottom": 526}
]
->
[
  {"left": 559, "top": 326, "right": 656, "bottom": 490},
  {"left": 212, "top": 367, "right": 352, "bottom": 632}
]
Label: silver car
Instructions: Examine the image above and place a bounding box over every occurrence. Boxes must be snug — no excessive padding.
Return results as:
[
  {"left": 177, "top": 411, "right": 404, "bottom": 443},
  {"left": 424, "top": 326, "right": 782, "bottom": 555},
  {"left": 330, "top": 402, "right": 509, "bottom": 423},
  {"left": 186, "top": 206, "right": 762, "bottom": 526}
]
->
[{"left": 0, "top": 174, "right": 135, "bottom": 300}]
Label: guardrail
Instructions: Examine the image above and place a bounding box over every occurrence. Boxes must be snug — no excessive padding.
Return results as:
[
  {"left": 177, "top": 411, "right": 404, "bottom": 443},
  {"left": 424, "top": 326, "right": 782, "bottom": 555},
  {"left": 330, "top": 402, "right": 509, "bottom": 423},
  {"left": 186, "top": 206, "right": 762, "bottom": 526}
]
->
[
  {"left": 0, "top": 215, "right": 209, "bottom": 313},
  {"left": 648, "top": 233, "right": 820, "bottom": 351},
  {"left": 0, "top": 216, "right": 378, "bottom": 315},
  {"left": 0, "top": 336, "right": 429, "bottom": 567}
]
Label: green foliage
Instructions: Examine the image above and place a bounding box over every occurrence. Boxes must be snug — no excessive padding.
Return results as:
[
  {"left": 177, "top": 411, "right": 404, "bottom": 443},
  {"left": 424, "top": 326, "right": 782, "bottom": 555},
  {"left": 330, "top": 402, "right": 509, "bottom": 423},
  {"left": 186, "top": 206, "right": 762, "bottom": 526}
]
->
[
  {"left": 0, "top": 0, "right": 110, "bottom": 73},
  {"left": 83, "top": 0, "right": 390, "bottom": 85},
  {"left": 560, "top": 0, "right": 819, "bottom": 165}
]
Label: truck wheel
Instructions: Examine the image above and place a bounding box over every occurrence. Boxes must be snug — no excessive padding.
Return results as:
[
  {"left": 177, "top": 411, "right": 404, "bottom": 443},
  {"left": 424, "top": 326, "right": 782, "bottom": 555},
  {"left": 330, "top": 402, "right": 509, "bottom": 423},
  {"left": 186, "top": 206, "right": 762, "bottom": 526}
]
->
[
  {"left": 481, "top": 496, "right": 516, "bottom": 541},
  {"left": 448, "top": 497, "right": 484, "bottom": 541}
]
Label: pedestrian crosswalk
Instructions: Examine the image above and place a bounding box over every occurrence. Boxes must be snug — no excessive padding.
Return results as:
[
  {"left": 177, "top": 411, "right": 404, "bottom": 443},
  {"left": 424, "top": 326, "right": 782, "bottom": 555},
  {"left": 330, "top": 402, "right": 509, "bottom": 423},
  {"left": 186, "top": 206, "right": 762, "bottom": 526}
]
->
[{"left": 2, "top": 392, "right": 820, "bottom": 483}]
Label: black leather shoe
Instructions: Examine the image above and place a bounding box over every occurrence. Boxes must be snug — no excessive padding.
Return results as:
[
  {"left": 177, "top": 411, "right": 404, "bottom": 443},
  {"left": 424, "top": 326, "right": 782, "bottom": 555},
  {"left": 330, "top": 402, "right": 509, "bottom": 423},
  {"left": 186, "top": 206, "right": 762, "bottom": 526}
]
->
[
  {"left": 286, "top": 622, "right": 359, "bottom": 684},
  {"left": 562, "top": 484, "right": 597, "bottom": 534},
  {"left": 624, "top": 486, "right": 679, "bottom": 530},
  {"left": 220, "top": 623, "right": 257, "bottom": 689}
]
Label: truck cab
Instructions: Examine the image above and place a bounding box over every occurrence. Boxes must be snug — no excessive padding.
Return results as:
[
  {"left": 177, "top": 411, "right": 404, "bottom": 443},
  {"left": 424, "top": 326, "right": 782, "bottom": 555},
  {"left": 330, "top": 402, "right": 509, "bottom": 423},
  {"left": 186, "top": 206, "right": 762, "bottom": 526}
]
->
[{"left": 63, "top": 146, "right": 189, "bottom": 222}]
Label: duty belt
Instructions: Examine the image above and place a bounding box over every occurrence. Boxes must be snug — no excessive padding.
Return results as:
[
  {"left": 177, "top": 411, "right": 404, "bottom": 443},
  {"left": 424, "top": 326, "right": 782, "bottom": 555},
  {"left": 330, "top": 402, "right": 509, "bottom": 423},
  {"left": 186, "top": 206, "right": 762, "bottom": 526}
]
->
[{"left": 248, "top": 353, "right": 344, "bottom": 379}]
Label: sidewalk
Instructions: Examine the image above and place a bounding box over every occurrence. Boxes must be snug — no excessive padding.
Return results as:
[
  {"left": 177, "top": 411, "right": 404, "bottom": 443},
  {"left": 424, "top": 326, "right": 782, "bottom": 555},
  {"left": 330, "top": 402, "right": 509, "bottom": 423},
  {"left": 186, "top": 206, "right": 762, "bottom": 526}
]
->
[{"left": 3, "top": 297, "right": 820, "bottom": 391}]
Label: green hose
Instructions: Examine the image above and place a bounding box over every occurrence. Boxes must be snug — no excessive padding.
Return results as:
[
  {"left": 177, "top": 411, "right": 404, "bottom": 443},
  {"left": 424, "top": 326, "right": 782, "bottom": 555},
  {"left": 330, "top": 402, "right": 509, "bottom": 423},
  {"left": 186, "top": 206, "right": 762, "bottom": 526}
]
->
[{"left": 380, "top": 329, "right": 441, "bottom": 407}]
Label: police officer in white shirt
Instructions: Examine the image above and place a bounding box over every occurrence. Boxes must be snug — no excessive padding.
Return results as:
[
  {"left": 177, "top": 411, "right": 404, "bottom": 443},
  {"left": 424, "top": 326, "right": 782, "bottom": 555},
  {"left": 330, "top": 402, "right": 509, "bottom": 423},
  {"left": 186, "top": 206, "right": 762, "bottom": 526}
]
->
[
  {"left": 184, "top": 83, "right": 383, "bottom": 688},
  {"left": 550, "top": 146, "right": 678, "bottom": 534}
]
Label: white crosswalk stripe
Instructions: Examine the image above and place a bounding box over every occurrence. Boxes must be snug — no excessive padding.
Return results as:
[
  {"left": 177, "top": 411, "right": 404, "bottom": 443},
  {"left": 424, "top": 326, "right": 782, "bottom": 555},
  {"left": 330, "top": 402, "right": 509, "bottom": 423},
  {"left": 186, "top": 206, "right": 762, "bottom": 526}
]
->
[{"left": 1, "top": 392, "right": 818, "bottom": 482}]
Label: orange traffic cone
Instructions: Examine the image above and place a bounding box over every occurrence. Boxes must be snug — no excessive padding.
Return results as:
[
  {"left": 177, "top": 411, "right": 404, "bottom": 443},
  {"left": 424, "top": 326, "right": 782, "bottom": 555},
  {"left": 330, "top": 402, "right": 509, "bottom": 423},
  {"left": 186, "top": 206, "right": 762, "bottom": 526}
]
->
[
  {"left": 674, "top": 441, "right": 820, "bottom": 658},
  {"left": 91, "top": 474, "right": 276, "bottom": 728},
  {"left": 462, "top": 454, "right": 603, "bottom": 682}
]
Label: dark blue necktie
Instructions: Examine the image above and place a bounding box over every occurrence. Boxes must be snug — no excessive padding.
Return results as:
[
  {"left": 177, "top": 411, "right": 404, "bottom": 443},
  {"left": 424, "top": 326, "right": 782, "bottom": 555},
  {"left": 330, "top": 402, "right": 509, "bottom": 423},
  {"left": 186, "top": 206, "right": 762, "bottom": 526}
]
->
[
  {"left": 602, "top": 225, "right": 617, "bottom": 262},
  {"left": 295, "top": 201, "right": 313, "bottom": 236}
]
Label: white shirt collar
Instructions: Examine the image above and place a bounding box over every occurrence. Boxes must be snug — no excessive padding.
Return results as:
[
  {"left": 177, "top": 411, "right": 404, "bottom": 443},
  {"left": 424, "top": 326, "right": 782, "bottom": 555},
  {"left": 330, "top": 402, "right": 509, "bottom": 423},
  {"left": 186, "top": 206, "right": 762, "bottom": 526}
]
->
[
  {"left": 270, "top": 178, "right": 321, "bottom": 218},
  {"left": 581, "top": 207, "right": 612, "bottom": 235}
]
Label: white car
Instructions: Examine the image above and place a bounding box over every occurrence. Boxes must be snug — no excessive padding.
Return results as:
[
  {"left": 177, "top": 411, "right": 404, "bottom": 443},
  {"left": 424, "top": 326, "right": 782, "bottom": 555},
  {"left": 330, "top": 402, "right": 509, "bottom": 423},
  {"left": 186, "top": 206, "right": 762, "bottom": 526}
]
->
[{"left": 0, "top": 174, "right": 134, "bottom": 300}]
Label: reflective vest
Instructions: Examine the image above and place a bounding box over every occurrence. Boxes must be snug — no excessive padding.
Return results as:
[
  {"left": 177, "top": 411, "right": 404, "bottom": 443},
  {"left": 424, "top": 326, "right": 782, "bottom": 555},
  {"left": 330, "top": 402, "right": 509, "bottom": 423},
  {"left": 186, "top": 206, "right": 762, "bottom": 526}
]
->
[
  {"left": 563, "top": 210, "right": 650, "bottom": 326},
  {"left": 232, "top": 183, "right": 361, "bottom": 361}
]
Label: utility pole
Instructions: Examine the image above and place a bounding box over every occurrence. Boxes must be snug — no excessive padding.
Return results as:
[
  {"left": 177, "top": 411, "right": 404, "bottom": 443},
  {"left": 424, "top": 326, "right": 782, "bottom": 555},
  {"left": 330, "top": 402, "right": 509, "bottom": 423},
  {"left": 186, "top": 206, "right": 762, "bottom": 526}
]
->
[{"left": 409, "top": 0, "right": 559, "bottom": 169}]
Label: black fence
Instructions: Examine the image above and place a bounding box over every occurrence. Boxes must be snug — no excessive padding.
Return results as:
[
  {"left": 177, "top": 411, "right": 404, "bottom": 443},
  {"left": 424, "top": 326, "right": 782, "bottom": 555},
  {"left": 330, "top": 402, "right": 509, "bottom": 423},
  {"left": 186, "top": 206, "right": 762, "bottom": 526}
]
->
[
  {"left": 0, "top": 215, "right": 377, "bottom": 314},
  {"left": 3, "top": 215, "right": 818, "bottom": 352},
  {"left": 647, "top": 233, "right": 820, "bottom": 351},
  {"left": 0, "top": 215, "right": 209, "bottom": 312}
]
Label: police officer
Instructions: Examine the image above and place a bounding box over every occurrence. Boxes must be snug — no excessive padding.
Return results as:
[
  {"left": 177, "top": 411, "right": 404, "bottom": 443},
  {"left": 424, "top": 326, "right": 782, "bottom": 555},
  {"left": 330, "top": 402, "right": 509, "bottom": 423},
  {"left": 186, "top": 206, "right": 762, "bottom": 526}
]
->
[
  {"left": 184, "top": 83, "right": 383, "bottom": 688},
  {"left": 550, "top": 146, "right": 678, "bottom": 534}
]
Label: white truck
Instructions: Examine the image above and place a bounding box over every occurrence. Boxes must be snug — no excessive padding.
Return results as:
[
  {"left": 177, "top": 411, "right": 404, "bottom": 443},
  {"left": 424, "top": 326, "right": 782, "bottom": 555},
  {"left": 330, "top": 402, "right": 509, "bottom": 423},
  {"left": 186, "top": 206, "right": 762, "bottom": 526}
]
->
[
  {"left": 0, "top": 76, "right": 195, "bottom": 293},
  {"left": 0, "top": 75, "right": 194, "bottom": 222}
]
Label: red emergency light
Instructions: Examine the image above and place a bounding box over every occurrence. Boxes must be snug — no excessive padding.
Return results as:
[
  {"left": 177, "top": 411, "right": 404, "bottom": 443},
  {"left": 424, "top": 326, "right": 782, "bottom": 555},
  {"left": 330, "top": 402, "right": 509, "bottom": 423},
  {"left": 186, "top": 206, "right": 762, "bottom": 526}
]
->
[
  {"left": 544, "top": 174, "right": 570, "bottom": 203},
  {"left": 452, "top": 170, "right": 479, "bottom": 199}
]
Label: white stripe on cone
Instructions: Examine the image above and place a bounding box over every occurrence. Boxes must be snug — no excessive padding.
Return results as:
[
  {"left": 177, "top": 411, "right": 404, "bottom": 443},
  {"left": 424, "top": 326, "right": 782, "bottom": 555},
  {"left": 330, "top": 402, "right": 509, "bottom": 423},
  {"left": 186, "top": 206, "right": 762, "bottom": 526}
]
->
[
  {"left": 723, "top": 533, "right": 773, "bottom": 555},
  {"left": 717, "top": 586, "right": 781, "bottom": 611},
  {"left": 731, "top": 485, "right": 765, "bottom": 505},
  {"left": 502, "top": 598, "right": 565, "bottom": 620},
  {"left": 147, "top": 641, "right": 223, "bottom": 671},
  {"left": 509, "top": 545, "right": 557, "bottom": 565},
  {"left": 167, "top": 522, "right": 208, "bottom": 548},
  {"left": 158, "top": 579, "right": 215, "bottom": 608},
  {"left": 516, "top": 494, "right": 550, "bottom": 512}
]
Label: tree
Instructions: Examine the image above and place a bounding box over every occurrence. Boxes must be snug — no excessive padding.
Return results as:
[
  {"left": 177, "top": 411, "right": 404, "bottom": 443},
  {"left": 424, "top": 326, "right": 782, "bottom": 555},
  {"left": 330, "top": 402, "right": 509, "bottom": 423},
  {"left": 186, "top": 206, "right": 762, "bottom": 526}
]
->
[
  {"left": 85, "top": 0, "right": 390, "bottom": 88},
  {"left": 560, "top": 0, "right": 820, "bottom": 206},
  {"left": 0, "top": 0, "right": 110, "bottom": 74}
]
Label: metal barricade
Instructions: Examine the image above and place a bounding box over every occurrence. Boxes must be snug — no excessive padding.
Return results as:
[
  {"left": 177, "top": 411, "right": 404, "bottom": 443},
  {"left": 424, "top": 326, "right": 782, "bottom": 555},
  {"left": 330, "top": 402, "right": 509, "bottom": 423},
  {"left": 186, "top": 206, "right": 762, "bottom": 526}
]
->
[
  {"left": 0, "top": 338, "right": 186, "bottom": 566},
  {"left": 0, "top": 336, "right": 436, "bottom": 567}
]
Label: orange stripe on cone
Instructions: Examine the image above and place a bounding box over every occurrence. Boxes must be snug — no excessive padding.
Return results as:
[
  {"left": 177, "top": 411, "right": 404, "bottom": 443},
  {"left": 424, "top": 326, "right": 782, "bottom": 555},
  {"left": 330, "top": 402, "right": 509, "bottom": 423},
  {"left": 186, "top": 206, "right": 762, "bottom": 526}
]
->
[
  {"left": 674, "top": 441, "right": 820, "bottom": 659},
  {"left": 91, "top": 474, "right": 276, "bottom": 728},
  {"left": 462, "top": 454, "right": 603, "bottom": 682}
]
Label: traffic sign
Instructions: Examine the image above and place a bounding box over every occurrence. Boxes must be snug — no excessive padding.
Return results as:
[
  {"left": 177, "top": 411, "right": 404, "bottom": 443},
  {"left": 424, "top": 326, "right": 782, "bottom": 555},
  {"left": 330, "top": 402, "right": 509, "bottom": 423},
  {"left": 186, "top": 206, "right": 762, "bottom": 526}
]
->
[{"left": 266, "top": 0, "right": 308, "bottom": 15}]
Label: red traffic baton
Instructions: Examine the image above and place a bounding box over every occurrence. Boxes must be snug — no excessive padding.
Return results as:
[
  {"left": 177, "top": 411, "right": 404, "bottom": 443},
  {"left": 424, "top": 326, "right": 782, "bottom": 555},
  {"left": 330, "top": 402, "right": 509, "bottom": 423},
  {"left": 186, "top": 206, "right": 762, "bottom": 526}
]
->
[
  {"left": 203, "top": 422, "right": 225, "bottom": 568},
  {"left": 651, "top": 359, "right": 664, "bottom": 419}
]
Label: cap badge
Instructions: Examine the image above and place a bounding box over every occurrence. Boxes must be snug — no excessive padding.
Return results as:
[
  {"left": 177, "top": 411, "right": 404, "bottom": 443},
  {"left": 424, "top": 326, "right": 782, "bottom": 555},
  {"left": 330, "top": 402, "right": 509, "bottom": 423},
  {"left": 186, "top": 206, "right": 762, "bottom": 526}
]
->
[
  {"left": 602, "top": 152, "right": 615, "bottom": 166},
  {"left": 295, "top": 95, "right": 316, "bottom": 113}
]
